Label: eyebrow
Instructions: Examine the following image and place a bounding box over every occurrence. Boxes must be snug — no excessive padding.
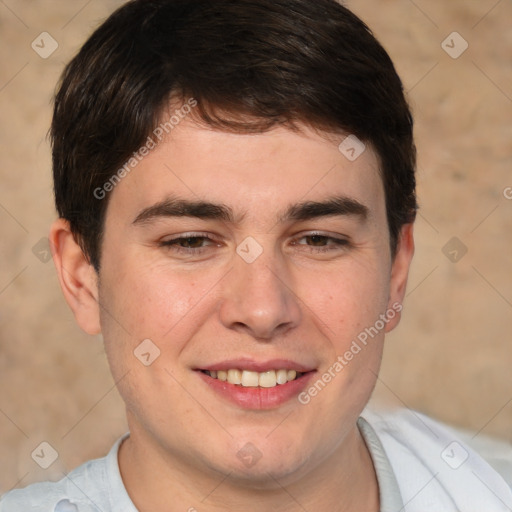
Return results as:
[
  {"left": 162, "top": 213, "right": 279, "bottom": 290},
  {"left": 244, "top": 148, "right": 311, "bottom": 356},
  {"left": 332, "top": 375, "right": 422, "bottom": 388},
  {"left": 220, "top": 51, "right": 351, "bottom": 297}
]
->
[{"left": 132, "top": 195, "right": 369, "bottom": 226}]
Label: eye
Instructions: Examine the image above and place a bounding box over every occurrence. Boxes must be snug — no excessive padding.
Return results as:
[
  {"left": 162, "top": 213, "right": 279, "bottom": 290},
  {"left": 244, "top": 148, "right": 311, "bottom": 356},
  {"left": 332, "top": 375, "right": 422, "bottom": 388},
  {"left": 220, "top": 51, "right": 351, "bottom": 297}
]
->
[
  {"left": 159, "top": 233, "right": 219, "bottom": 254},
  {"left": 292, "top": 233, "right": 350, "bottom": 253}
]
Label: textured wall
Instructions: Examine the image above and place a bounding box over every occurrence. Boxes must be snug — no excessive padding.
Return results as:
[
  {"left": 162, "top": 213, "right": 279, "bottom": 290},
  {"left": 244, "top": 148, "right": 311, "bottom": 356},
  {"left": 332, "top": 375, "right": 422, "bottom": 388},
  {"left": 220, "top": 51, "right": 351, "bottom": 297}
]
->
[{"left": 0, "top": 0, "right": 511, "bottom": 492}]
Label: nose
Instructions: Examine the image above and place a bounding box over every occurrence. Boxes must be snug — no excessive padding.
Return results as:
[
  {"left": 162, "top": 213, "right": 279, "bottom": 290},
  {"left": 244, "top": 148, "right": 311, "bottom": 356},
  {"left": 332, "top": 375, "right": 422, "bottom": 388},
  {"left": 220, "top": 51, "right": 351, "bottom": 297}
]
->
[{"left": 218, "top": 246, "right": 302, "bottom": 340}]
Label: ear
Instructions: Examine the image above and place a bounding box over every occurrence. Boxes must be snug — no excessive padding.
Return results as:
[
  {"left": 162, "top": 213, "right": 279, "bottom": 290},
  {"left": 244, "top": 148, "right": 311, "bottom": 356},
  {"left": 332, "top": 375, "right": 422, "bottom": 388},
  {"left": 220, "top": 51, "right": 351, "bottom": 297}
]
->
[
  {"left": 49, "top": 218, "right": 101, "bottom": 335},
  {"left": 385, "top": 223, "right": 414, "bottom": 333}
]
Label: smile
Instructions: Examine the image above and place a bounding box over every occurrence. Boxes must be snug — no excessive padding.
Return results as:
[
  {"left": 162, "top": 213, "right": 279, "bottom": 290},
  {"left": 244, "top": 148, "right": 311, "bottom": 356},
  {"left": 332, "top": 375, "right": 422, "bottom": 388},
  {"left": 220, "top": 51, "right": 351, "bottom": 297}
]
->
[
  {"left": 200, "top": 369, "right": 304, "bottom": 388},
  {"left": 196, "top": 359, "right": 316, "bottom": 409}
]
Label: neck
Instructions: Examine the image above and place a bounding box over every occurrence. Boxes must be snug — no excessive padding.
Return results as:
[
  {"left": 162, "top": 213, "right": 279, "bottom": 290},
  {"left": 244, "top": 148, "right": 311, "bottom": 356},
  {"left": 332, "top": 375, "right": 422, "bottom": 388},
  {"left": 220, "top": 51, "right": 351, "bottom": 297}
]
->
[{"left": 118, "top": 421, "right": 379, "bottom": 512}]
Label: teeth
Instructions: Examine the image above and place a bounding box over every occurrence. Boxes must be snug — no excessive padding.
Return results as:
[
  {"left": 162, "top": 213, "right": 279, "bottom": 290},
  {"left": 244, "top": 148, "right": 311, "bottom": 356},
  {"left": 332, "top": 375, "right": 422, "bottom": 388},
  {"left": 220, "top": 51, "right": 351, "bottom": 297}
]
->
[
  {"left": 259, "top": 370, "right": 276, "bottom": 388},
  {"left": 227, "top": 369, "right": 242, "bottom": 385},
  {"left": 204, "top": 368, "right": 303, "bottom": 387},
  {"left": 276, "top": 369, "right": 288, "bottom": 385},
  {"left": 241, "top": 370, "right": 259, "bottom": 387}
]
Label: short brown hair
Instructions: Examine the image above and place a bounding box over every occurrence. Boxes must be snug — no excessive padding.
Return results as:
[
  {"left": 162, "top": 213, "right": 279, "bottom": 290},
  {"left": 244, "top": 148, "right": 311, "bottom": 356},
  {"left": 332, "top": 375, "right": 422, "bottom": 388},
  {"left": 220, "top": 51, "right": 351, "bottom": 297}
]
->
[{"left": 51, "top": 0, "right": 417, "bottom": 270}]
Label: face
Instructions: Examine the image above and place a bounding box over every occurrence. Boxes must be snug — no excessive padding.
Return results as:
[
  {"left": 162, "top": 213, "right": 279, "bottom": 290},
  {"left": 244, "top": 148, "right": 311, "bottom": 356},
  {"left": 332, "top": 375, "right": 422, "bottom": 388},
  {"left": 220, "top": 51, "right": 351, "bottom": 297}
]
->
[{"left": 58, "top": 117, "right": 413, "bottom": 487}]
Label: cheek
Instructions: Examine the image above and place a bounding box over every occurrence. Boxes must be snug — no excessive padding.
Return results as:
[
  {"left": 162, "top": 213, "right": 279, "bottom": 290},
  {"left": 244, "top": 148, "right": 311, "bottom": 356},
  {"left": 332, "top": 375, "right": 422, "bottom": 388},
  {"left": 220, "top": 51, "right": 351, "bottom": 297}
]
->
[
  {"left": 99, "top": 256, "right": 222, "bottom": 347},
  {"left": 302, "top": 257, "right": 391, "bottom": 340}
]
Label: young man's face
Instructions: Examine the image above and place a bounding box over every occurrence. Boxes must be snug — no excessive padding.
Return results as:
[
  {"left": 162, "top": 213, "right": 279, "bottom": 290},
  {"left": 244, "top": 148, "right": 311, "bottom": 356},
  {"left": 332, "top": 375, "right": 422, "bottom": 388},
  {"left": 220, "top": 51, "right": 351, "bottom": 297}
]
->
[{"left": 58, "top": 115, "right": 413, "bottom": 485}]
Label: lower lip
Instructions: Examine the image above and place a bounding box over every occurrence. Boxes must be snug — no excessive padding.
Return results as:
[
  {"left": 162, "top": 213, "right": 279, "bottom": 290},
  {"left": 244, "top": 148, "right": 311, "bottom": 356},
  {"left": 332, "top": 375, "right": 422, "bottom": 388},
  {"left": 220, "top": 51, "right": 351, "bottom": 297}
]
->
[{"left": 197, "top": 371, "right": 316, "bottom": 410}]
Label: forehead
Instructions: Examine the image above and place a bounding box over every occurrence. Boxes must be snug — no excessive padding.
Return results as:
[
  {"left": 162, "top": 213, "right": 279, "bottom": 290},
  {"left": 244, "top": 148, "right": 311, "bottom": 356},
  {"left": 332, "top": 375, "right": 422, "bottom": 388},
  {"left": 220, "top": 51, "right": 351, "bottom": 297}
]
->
[{"left": 107, "top": 119, "right": 384, "bottom": 225}]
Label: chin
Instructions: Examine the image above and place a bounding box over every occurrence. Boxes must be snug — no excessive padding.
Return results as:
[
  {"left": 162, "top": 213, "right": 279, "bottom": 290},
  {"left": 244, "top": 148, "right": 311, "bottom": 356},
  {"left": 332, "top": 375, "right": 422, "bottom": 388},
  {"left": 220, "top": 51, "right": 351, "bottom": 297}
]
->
[
  {"left": 203, "top": 438, "right": 314, "bottom": 489},
  {"left": 225, "top": 459, "right": 309, "bottom": 490}
]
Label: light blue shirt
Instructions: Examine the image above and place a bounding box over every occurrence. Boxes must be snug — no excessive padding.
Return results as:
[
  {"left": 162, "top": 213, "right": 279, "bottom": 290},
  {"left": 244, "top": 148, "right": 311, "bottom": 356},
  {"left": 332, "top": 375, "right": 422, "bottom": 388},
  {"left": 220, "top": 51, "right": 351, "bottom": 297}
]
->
[
  {"left": 2, "top": 409, "right": 511, "bottom": 511},
  {"left": 0, "top": 434, "right": 136, "bottom": 512},
  {"left": 0, "top": 421, "right": 402, "bottom": 511}
]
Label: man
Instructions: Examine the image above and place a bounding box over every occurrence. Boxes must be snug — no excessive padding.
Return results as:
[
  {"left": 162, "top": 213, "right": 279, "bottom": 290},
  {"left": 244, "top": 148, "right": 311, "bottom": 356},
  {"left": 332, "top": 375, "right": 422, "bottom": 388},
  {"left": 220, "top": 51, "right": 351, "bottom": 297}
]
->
[{"left": 1, "top": 0, "right": 511, "bottom": 510}]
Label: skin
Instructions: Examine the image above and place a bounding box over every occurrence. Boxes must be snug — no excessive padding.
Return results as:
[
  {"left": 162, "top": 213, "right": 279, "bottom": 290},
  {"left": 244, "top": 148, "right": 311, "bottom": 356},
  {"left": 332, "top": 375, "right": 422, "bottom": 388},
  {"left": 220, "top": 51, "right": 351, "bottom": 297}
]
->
[{"left": 51, "top": 116, "right": 414, "bottom": 511}]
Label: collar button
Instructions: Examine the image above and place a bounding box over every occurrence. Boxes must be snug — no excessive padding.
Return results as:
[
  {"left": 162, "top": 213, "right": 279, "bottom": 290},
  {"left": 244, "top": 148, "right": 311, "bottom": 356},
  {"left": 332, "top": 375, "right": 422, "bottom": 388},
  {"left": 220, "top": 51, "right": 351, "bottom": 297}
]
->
[{"left": 54, "top": 499, "right": 79, "bottom": 512}]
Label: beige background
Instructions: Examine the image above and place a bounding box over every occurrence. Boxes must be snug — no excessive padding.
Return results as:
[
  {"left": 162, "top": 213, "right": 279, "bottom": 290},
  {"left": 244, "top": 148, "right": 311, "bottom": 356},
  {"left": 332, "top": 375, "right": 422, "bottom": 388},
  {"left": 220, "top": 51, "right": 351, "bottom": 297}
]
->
[{"left": 0, "top": 0, "right": 511, "bottom": 492}]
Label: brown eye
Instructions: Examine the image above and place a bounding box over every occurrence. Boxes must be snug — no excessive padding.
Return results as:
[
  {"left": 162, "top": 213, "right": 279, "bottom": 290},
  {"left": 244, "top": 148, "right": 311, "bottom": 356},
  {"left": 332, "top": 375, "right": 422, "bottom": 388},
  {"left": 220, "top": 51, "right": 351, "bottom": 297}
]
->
[
  {"left": 159, "top": 234, "right": 218, "bottom": 253},
  {"left": 177, "top": 237, "right": 207, "bottom": 248},
  {"left": 305, "top": 235, "right": 329, "bottom": 246},
  {"left": 292, "top": 233, "right": 350, "bottom": 254}
]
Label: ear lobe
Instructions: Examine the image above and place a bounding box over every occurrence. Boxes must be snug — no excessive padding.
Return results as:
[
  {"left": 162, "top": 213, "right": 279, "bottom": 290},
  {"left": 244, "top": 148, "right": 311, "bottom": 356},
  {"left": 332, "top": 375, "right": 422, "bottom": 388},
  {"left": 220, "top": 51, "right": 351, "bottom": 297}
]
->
[
  {"left": 385, "top": 223, "right": 415, "bottom": 333},
  {"left": 49, "top": 218, "right": 101, "bottom": 335}
]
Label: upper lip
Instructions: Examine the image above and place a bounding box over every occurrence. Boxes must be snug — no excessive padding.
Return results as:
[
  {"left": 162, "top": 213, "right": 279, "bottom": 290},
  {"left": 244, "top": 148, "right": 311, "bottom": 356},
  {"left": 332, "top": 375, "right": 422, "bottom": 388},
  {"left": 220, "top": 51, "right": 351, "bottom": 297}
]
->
[{"left": 197, "top": 358, "right": 316, "bottom": 373}]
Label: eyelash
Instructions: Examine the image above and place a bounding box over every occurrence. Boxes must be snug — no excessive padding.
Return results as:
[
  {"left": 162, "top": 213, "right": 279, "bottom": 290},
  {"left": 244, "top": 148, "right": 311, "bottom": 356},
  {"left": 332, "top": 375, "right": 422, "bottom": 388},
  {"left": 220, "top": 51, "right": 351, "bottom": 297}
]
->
[
  {"left": 159, "top": 233, "right": 219, "bottom": 255},
  {"left": 291, "top": 233, "right": 350, "bottom": 253},
  {"left": 159, "top": 232, "right": 350, "bottom": 255}
]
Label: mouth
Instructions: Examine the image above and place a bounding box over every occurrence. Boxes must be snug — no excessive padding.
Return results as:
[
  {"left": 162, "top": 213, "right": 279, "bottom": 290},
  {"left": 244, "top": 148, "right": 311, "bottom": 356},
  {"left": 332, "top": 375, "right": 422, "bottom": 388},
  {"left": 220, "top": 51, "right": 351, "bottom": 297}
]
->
[
  {"left": 195, "top": 361, "right": 316, "bottom": 410},
  {"left": 199, "top": 368, "right": 306, "bottom": 388}
]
